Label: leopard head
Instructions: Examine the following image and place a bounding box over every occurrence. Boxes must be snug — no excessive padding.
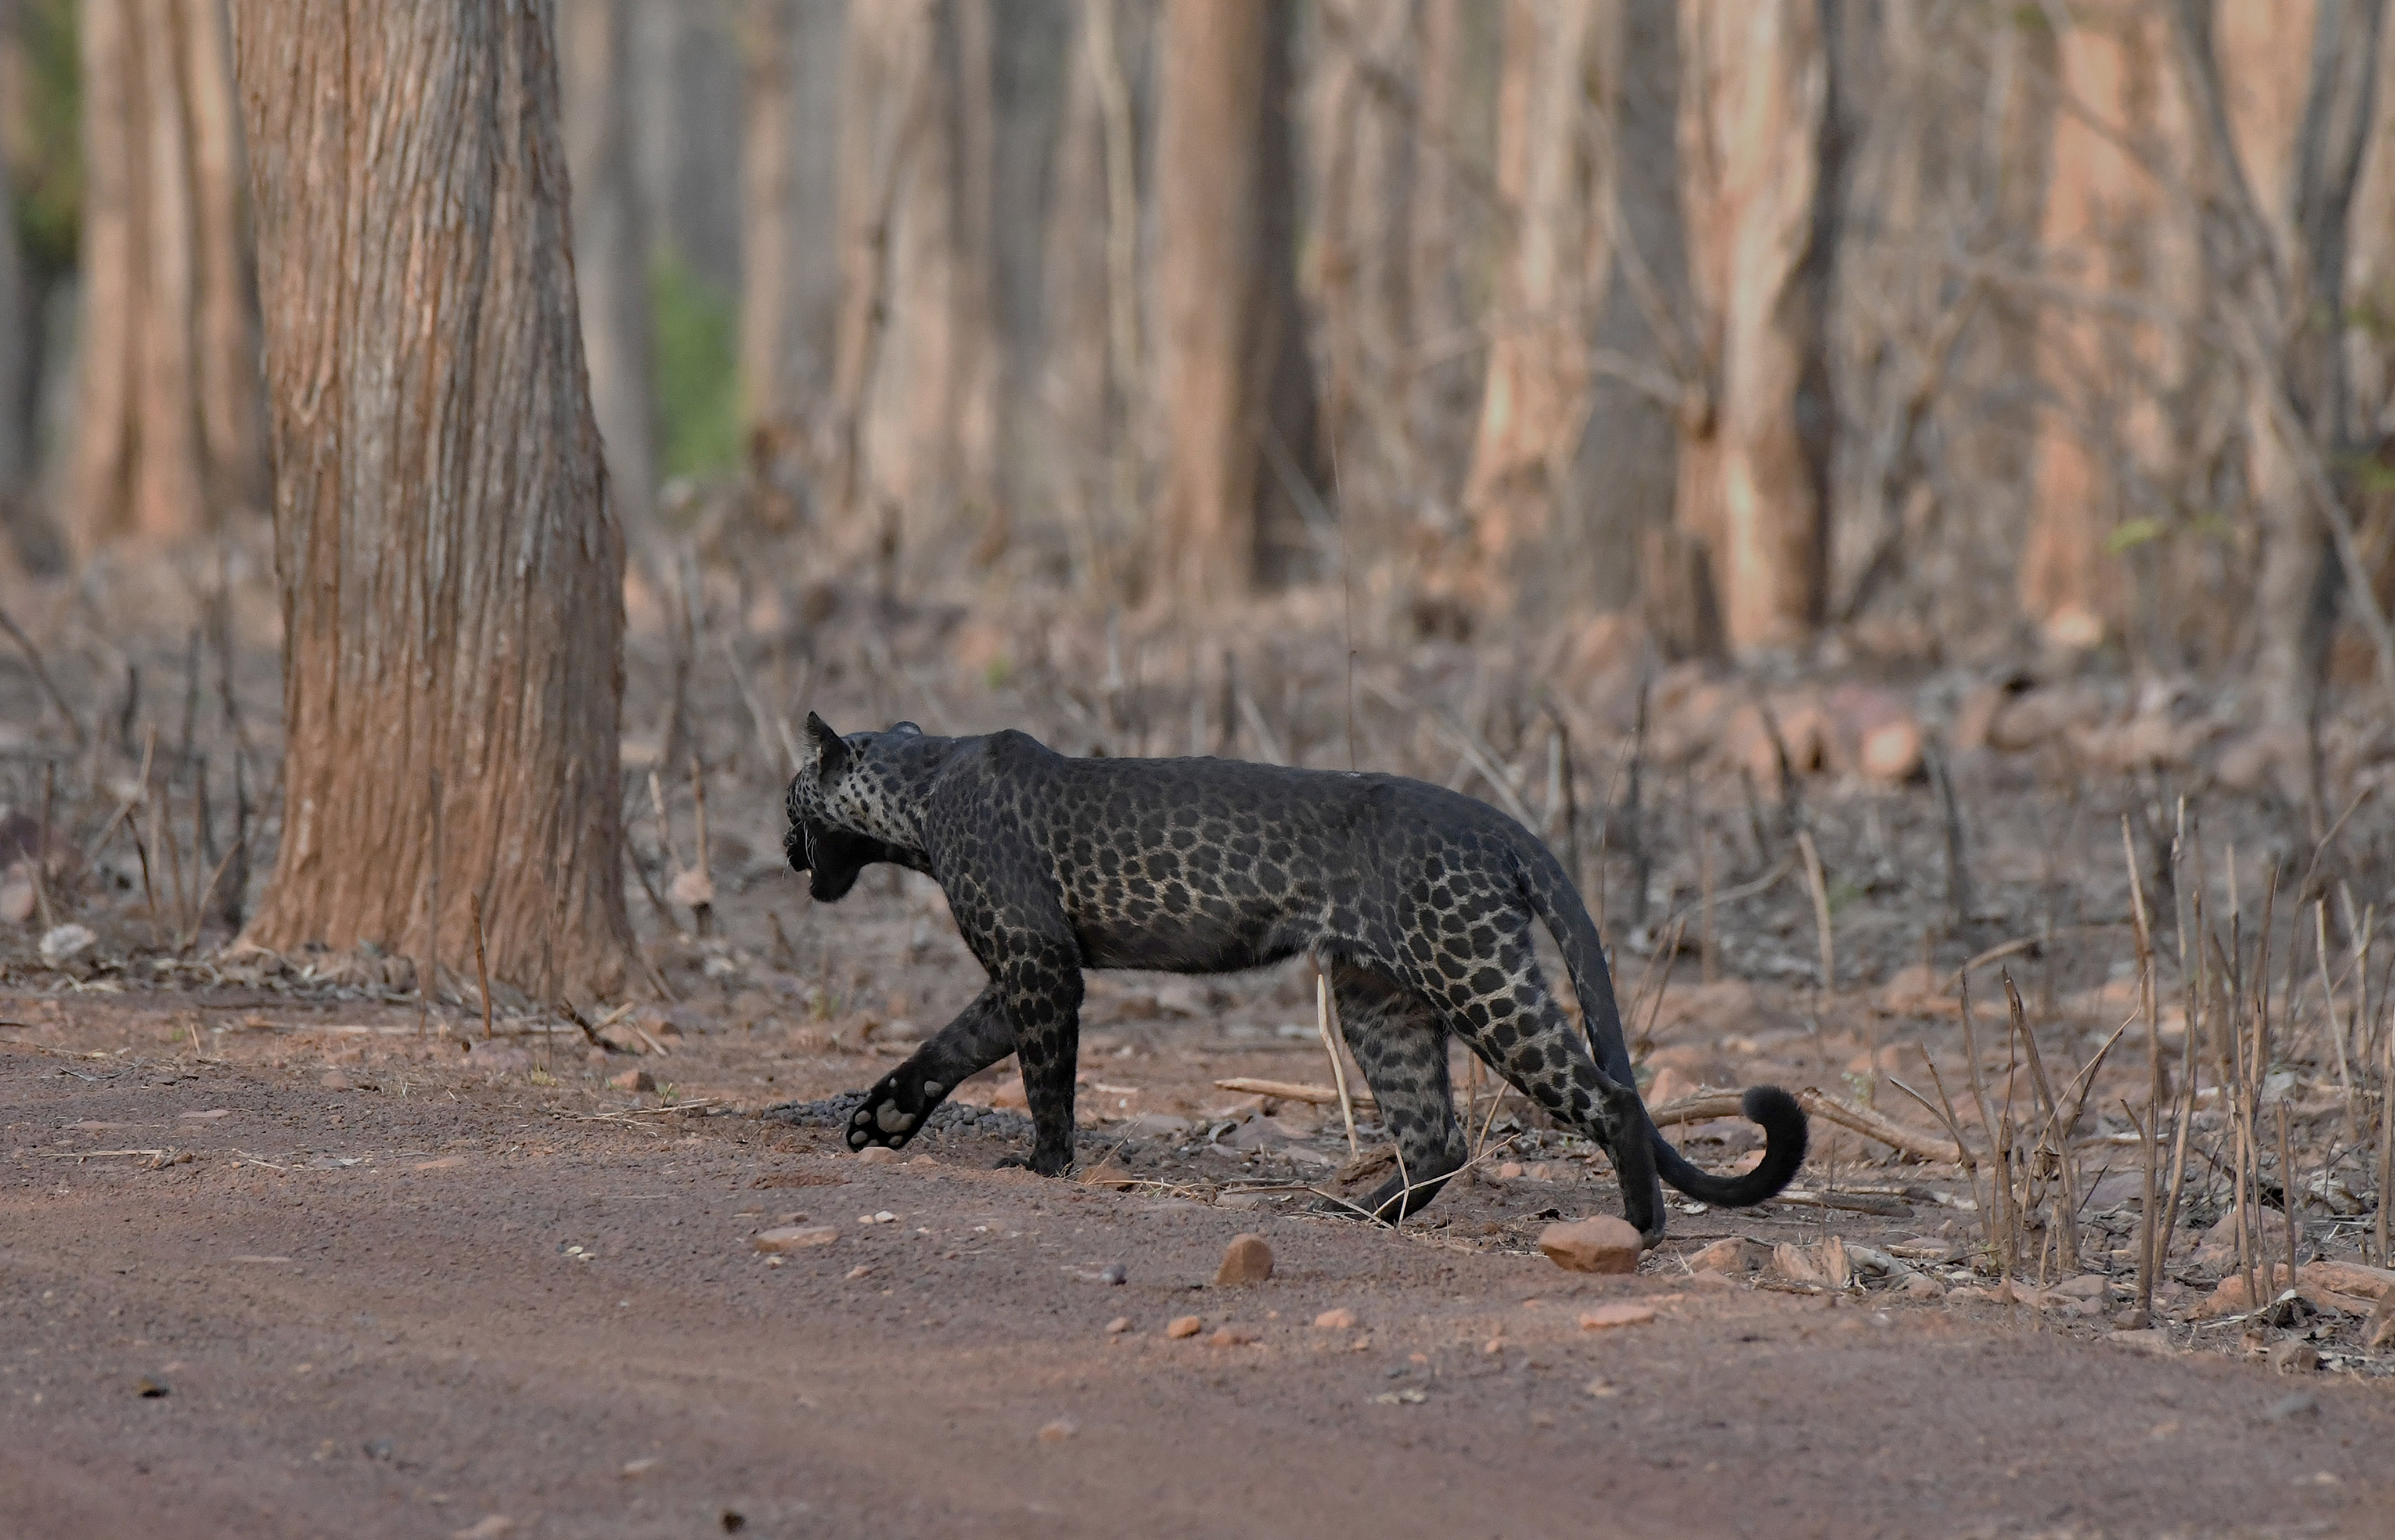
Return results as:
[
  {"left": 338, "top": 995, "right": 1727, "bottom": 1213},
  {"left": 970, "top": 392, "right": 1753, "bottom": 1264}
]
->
[{"left": 783, "top": 713, "right": 941, "bottom": 901}]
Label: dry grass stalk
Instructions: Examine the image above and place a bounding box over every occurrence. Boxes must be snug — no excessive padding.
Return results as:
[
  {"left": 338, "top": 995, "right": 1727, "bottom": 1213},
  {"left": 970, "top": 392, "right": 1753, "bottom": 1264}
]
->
[
  {"left": 1314, "top": 968, "right": 1360, "bottom": 1157},
  {"left": 470, "top": 892, "right": 494, "bottom": 1041},
  {"left": 0, "top": 603, "right": 89, "bottom": 748},
  {"left": 2003, "top": 972, "right": 2079, "bottom": 1277},
  {"left": 2123, "top": 817, "right": 2162, "bottom": 1317},
  {"left": 1956, "top": 972, "right": 2016, "bottom": 1280},
  {"left": 689, "top": 754, "right": 715, "bottom": 938},
  {"left": 1798, "top": 828, "right": 1833, "bottom": 991}
]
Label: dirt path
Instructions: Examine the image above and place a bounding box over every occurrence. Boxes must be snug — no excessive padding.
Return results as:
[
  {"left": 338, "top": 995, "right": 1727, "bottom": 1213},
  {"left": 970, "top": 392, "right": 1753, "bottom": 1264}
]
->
[{"left": 6, "top": 1005, "right": 2392, "bottom": 1540}]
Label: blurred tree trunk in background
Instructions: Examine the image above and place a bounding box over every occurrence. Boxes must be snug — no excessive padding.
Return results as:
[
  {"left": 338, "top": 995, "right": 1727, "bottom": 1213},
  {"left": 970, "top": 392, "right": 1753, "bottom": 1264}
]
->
[
  {"left": 231, "top": 0, "right": 636, "bottom": 999},
  {"left": 1671, "top": 0, "right": 1836, "bottom": 656},
  {"left": 1041, "top": 0, "right": 1147, "bottom": 597},
  {"left": 1311, "top": 0, "right": 1420, "bottom": 562},
  {"left": 2177, "top": 0, "right": 2387, "bottom": 729},
  {"left": 1151, "top": 0, "right": 1322, "bottom": 609},
  {"left": 563, "top": 0, "right": 658, "bottom": 540},
  {"left": 989, "top": 0, "right": 1072, "bottom": 546},
  {"left": 741, "top": 0, "right": 798, "bottom": 436},
  {"left": 737, "top": 0, "right": 847, "bottom": 469},
  {"left": 2015, "top": 6, "right": 2179, "bottom": 653},
  {"left": 1459, "top": 0, "right": 1619, "bottom": 610},
  {"left": 0, "top": 62, "right": 27, "bottom": 509},
  {"left": 73, "top": 0, "right": 262, "bottom": 554},
  {"left": 865, "top": 0, "right": 1001, "bottom": 570}
]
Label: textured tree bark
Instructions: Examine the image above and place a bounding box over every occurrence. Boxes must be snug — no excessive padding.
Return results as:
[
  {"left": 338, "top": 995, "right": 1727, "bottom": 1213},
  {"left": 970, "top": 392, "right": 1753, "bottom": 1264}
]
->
[
  {"left": 0, "top": 56, "right": 27, "bottom": 504},
  {"left": 1151, "top": 0, "right": 1322, "bottom": 609},
  {"left": 563, "top": 0, "right": 657, "bottom": 535},
  {"left": 1311, "top": 0, "right": 1419, "bottom": 544},
  {"left": 2015, "top": 3, "right": 2194, "bottom": 652},
  {"left": 72, "top": 0, "right": 263, "bottom": 552},
  {"left": 740, "top": 0, "right": 798, "bottom": 435},
  {"left": 2188, "top": 0, "right": 2386, "bottom": 728},
  {"left": 1460, "top": 0, "right": 1620, "bottom": 604},
  {"left": 231, "top": 0, "right": 637, "bottom": 1000},
  {"left": 1673, "top": 0, "right": 1836, "bottom": 656},
  {"left": 860, "top": 0, "right": 1002, "bottom": 566}
]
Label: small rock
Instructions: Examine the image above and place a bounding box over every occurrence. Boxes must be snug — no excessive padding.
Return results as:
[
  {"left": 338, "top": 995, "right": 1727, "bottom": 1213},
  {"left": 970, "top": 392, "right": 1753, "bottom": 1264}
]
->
[
  {"left": 319, "top": 1070, "right": 352, "bottom": 1092},
  {"left": 1097, "top": 1262, "right": 1128, "bottom": 1285},
  {"left": 1772, "top": 1236, "right": 1851, "bottom": 1290},
  {"left": 855, "top": 1145, "right": 899, "bottom": 1165},
  {"left": 1104, "top": 1317, "right": 1132, "bottom": 1335},
  {"left": 1165, "top": 1315, "right": 1202, "bottom": 1339},
  {"left": 1577, "top": 1304, "right": 1657, "bottom": 1331},
  {"left": 452, "top": 1518, "right": 515, "bottom": 1540},
  {"left": 2110, "top": 1328, "right": 2175, "bottom": 1355},
  {"left": 1537, "top": 1215, "right": 1642, "bottom": 1275},
  {"left": 1216, "top": 1233, "right": 1274, "bottom": 1285},
  {"left": 2051, "top": 1273, "right": 2111, "bottom": 1302},
  {"left": 1686, "top": 1237, "right": 1764, "bottom": 1275},
  {"left": 1313, "top": 1308, "right": 1360, "bottom": 1330},
  {"left": 134, "top": 1377, "right": 169, "bottom": 1398},
  {"left": 38, "top": 923, "right": 96, "bottom": 963},
  {"left": 2267, "top": 1339, "right": 2320, "bottom": 1376},
  {"left": 1900, "top": 1273, "right": 1946, "bottom": 1301},
  {"left": 621, "top": 1457, "right": 663, "bottom": 1478},
  {"left": 1209, "top": 1325, "right": 1259, "bottom": 1347},
  {"left": 753, "top": 1225, "right": 839, "bottom": 1252},
  {"left": 1037, "top": 1418, "right": 1077, "bottom": 1443},
  {"left": 609, "top": 1069, "right": 655, "bottom": 1093},
  {"left": 1495, "top": 1161, "right": 1525, "bottom": 1181},
  {"left": 1858, "top": 717, "right": 1924, "bottom": 785}
]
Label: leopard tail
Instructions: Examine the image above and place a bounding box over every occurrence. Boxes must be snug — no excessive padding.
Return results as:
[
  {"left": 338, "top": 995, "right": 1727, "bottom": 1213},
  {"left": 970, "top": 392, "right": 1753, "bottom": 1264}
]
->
[{"left": 1517, "top": 837, "right": 1808, "bottom": 1208}]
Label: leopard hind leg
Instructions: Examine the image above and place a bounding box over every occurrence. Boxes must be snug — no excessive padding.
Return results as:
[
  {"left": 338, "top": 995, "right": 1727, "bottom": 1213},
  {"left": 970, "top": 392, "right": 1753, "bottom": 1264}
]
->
[
  {"left": 1422, "top": 927, "right": 1664, "bottom": 1241},
  {"left": 1323, "top": 961, "right": 1468, "bottom": 1223},
  {"left": 847, "top": 984, "right": 1014, "bottom": 1152}
]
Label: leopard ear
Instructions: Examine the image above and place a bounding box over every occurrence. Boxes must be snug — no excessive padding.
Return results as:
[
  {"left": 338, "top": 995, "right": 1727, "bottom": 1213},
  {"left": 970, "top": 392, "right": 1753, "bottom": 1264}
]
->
[
  {"left": 804, "top": 712, "right": 851, "bottom": 781},
  {"left": 888, "top": 721, "right": 924, "bottom": 737}
]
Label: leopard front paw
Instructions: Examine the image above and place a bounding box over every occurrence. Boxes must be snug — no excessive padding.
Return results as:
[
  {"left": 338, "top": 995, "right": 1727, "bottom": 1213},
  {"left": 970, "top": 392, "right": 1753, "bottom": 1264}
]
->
[
  {"left": 993, "top": 1146, "right": 1075, "bottom": 1177},
  {"left": 846, "top": 1072, "right": 926, "bottom": 1151}
]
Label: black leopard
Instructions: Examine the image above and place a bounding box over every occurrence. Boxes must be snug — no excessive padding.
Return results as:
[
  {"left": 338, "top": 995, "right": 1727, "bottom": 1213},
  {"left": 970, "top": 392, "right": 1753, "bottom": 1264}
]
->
[{"left": 783, "top": 714, "right": 1805, "bottom": 1240}]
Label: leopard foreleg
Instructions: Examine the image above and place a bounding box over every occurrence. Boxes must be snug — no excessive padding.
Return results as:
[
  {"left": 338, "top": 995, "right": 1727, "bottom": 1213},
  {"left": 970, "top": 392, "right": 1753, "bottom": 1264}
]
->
[
  {"left": 847, "top": 983, "right": 1014, "bottom": 1152},
  {"left": 991, "top": 936, "right": 1085, "bottom": 1176}
]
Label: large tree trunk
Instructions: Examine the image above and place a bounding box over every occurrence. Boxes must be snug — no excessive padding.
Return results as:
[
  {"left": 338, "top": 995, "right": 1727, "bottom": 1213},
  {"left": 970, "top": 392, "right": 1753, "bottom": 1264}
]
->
[
  {"left": 1150, "top": 0, "right": 1322, "bottom": 609},
  {"left": 72, "top": 0, "right": 263, "bottom": 553},
  {"left": 1459, "top": 0, "right": 1620, "bottom": 610},
  {"left": 738, "top": 0, "right": 848, "bottom": 453},
  {"left": 2015, "top": 4, "right": 2187, "bottom": 652},
  {"left": 2177, "top": 0, "right": 2387, "bottom": 728},
  {"left": 0, "top": 46, "right": 27, "bottom": 507},
  {"left": 1672, "top": 0, "right": 1836, "bottom": 656},
  {"left": 1311, "top": 0, "right": 1419, "bottom": 557},
  {"left": 231, "top": 0, "right": 637, "bottom": 1000},
  {"left": 562, "top": 0, "right": 658, "bottom": 537}
]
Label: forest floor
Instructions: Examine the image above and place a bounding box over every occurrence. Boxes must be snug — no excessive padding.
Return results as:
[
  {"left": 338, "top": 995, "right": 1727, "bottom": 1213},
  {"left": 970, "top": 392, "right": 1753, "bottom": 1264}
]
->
[{"left": 7, "top": 551, "right": 2395, "bottom": 1534}]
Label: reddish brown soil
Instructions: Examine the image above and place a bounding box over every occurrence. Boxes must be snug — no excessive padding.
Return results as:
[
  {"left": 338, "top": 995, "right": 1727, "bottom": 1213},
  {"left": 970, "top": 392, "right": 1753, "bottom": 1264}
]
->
[{"left": 7, "top": 993, "right": 2392, "bottom": 1540}]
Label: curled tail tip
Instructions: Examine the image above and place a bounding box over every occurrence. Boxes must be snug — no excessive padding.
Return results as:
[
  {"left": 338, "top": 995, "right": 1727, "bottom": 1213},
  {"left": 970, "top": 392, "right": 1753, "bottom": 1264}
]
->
[{"left": 1742, "top": 1083, "right": 1808, "bottom": 1196}]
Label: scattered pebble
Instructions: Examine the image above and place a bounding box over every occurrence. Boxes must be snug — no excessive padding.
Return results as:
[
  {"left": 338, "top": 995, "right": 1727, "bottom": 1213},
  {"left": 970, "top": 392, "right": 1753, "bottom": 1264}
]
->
[
  {"left": 845, "top": 1265, "right": 873, "bottom": 1280},
  {"left": 857, "top": 1211, "right": 898, "bottom": 1225},
  {"left": 1165, "top": 1315, "right": 1202, "bottom": 1339},
  {"left": 1496, "top": 1161, "right": 1525, "bottom": 1180},
  {"left": 134, "top": 1378, "right": 169, "bottom": 1398},
  {"left": 1038, "top": 1418, "right": 1077, "bottom": 1443},
  {"left": 1209, "top": 1325, "right": 1259, "bottom": 1347},
  {"left": 754, "top": 1225, "right": 839, "bottom": 1253},
  {"left": 1686, "top": 1237, "right": 1764, "bottom": 1275},
  {"left": 621, "top": 1457, "right": 662, "bottom": 1478},
  {"left": 1104, "top": 1317, "right": 1132, "bottom": 1335},
  {"left": 1538, "top": 1216, "right": 1642, "bottom": 1275},
  {"left": 1313, "top": 1308, "right": 1360, "bottom": 1330},
  {"left": 1216, "top": 1233, "right": 1274, "bottom": 1285},
  {"left": 38, "top": 923, "right": 96, "bottom": 963},
  {"left": 452, "top": 1518, "right": 514, "bottom": 1540},
  {"left": 608, "top": 1069, "right": 655, "bottom": 1093},
  {"left": 1584, "top": 1378, "right": 1621, "bottom": 1398},
  {"left": 1900, "top": 1273, "right": 1945, "bottom": 1301},
  {"left": 855, "top": 1146, "right": 899, "bottom": 1165},
  {"left": 319, "top": 1070, "right": 352, "bottom": 1092},
  {"left": 1577, "top": 1303, "right": 1658, "bottom": 1332}
]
